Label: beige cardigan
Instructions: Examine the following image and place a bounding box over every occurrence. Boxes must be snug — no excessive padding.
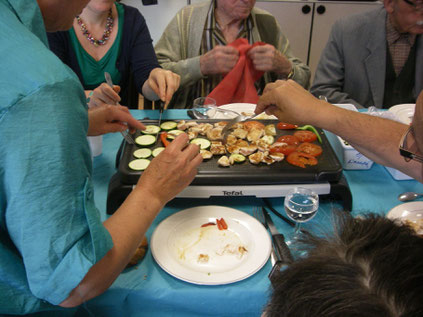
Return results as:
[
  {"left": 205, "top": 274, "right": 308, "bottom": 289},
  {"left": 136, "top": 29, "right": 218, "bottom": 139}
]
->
[{"left": 155, "top": 0, "right": 310, "bottom": 108}]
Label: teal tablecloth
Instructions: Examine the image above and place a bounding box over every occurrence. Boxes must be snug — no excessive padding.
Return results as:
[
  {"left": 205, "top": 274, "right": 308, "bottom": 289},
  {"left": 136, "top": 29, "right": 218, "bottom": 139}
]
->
[{"left": 71, "top": 109, "right": 423, "bottom": 317}]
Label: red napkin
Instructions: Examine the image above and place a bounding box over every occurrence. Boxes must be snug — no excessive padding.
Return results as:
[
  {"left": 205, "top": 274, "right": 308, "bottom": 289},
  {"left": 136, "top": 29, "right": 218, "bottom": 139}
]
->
[{"left": 207, "top": 38, "right": 265, "bottom": 106}]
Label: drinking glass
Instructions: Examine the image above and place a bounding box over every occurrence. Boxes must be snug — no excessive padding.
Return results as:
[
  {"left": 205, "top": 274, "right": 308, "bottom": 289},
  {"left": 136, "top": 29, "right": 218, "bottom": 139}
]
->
[
  {"left": 284, "top": 187, "right": 319, "bottom": 236},
  {"left": 192, "top": 97, "right": 217, "bottom": 119}
]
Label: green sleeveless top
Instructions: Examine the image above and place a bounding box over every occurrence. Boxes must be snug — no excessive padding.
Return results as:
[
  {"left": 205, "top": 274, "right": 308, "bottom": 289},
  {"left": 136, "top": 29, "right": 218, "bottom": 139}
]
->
[{"left": 69, "top": 2, "right": 124, "bottom": 90}]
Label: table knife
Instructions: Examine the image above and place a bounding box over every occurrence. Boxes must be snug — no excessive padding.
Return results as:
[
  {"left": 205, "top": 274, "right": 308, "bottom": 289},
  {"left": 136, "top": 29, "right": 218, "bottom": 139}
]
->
[{"left": 262, "top": 207, "right": 293, "bottom": 265}]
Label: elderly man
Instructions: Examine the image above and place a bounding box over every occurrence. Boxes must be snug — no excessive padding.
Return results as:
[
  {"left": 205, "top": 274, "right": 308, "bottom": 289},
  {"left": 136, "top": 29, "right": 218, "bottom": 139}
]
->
[
  {"left": 310, "top": 0, "right": 423, "bottom": 109},
  {"left": 155, "top": 0, "right": 310, "bottom": 108},
  {"left": 257, "top": 80, "right": 423, "bottom": 183},
  {"left": 0, "top": 0, "right": 201, "bottom": 314}
]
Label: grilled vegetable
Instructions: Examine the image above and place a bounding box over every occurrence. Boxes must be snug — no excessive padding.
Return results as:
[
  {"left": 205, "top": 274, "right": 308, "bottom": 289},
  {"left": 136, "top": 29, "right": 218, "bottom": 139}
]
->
[{"left": 135, "top": 134, "right": 156, "bottom": 147}]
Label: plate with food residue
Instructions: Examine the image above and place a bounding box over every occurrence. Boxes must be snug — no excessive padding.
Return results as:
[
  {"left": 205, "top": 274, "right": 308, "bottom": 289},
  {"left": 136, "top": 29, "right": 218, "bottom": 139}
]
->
[
  {"left": 387, "top": 201, "right": 423, "bottom": 237},
  {"left": 151, "top": 206, "right": 271, "bottom": 285}
]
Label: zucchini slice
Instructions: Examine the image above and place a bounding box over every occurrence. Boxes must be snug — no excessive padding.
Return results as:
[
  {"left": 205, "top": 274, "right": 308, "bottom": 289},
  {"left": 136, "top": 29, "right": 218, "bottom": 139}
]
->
[
  {"left": 160, "top": 121, "right": 178, "bottom": 131},
  {"left": 190, "top": 138, "right": 211, "bottom": 150},
  {"left": 141, "top": 125, "right": 161, "bottom": 135},
  {"left": 128, "top": 159, "right": 150, "bottom": 171},
  {"left": 133, "top": 148, "right": 152, "bottom": 159},
  {"left": 230, "top": 153, "right": 246, "bottom": 163},
  {"left": 167, "top": 129, "right": 184, "bottom": 139},
  {"left": 152, "top": 147, "right": 165, "bottom": 157},
  {"left": 135, "top": 134, "right": 156, "bottom": 147}
]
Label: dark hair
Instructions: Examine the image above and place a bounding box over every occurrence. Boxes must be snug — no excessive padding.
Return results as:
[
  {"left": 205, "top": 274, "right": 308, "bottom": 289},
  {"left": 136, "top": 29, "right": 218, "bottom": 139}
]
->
[{"left": 264, "top": 213, "right": 423, "bottom": 317}]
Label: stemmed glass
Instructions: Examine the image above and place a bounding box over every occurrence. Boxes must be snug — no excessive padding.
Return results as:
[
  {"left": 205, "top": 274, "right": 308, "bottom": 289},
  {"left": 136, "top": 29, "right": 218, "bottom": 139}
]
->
[
  {"left": 192, "top": 97, "right": 217, "bottom": 119},
  {"left": 284, "top": 187, "right": 319, "bottom": 237}
]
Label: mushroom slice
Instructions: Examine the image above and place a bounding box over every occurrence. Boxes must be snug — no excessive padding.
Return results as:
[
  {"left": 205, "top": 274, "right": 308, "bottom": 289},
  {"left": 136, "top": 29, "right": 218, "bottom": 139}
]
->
[
  {"left": 187, "top": 130, "right": 198, "bottom": 140},
  {"left": 206, "top": 127, "right": 223, "bottom": 141},
  {"left": 210, "top": 141, "right": 226, "bottom": 155},
  {"left": 264, "top": 124, "right": 277, "bottom": 136},
  {"left": 226, "top": 134, "right": 238, "bottom": 145},
  {"left": 239, "top": 144, "right": 258, "bottom": 156},
  {"left": 249, "top": 152, "right": 264, "bottom": 165},
  {"left": 177, "top": 120, "right": 187, "bottom": 130},
  {"left": 226, "top": 144, "right": 240, "bottom": 154},
  {"left": 200, "top": 150, "right": 213, "bottom": 160},
  {"left": 233, "top": 128, "right": 248, "bottom": 139},
  {"left": 269, "top": 152, "right": 285, "bottom": 162},
  {"left": 262, "top": 153, "right": 276, "bottom": 165},
  {"left": 247, "top": 128, "right": 264, "bottom": 142},
  {"left": 254, "top": 139, "right": 270, "bottom": 152},
  {"left": 218, "top": 155, "right": 230, "bottom": 167},
  {"left": 199, "top": 123, "right": 213, "bottom": 135}
]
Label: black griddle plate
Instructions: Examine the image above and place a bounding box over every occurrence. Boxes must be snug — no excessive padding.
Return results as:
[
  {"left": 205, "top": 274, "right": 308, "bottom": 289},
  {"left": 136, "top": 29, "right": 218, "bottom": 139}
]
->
[{"left": 117, "top": 119, "right": 343, "bottom": 186}]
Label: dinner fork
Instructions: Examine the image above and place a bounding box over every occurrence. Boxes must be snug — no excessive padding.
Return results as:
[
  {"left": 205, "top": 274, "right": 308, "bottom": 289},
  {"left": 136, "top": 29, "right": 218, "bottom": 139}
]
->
[
  {"left": 221, "top": 112, "right": 263, "bottom": 143},
  {"left": 104, "top": 72, "right": 135, "bottom": 145}
]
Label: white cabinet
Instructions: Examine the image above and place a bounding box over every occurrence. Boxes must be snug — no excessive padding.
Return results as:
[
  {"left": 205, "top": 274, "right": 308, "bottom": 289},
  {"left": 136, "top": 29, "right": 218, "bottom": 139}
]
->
[
  {"left": 256, "top": 0, "right": 382, "bottom": 80},
  {"left": 122, "top": 0, "right": 189, "bottom": 44}
]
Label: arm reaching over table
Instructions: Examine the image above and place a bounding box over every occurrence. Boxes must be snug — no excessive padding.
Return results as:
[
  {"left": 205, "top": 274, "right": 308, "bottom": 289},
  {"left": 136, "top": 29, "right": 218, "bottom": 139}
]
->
[
  {"left": 87, "top": 104, "right": 146, "bottom": 136},
  {"left": 60, "top": 133, "right": 202, "bottom": 307},
  {"left": 256, "top": 80, "right": 423, "bottom": 182}
]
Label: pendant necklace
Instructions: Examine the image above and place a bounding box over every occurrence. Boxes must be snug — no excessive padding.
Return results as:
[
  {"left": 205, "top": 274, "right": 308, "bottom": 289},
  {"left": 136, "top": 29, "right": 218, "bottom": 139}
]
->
[{"left": 76, "top": 9, "right": 114, "bottom": 47}]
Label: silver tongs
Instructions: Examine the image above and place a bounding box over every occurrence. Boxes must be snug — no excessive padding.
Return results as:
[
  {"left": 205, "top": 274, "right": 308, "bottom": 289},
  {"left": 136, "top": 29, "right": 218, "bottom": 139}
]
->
[
  {"left": 104, "top": 72, "right": 135, "bottom": 144},
  {"left": 221, "top": 112, "right": 263, "bottom": 143}
]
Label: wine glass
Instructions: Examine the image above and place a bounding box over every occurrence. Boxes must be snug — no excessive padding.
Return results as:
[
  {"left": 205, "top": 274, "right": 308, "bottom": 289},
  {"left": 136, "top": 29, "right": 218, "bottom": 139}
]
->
[
  {"left": 192, "top": 97, "right": 217, "bottom": 119},
  {"left": 284, "top": 187, "right": 319, "bottom": 237}
]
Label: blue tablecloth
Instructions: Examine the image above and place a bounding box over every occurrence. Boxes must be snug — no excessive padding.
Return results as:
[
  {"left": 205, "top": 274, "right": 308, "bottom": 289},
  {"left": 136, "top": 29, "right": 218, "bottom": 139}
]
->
[{"left": 73, "top": 109, "right": 422, "bottom": 317}]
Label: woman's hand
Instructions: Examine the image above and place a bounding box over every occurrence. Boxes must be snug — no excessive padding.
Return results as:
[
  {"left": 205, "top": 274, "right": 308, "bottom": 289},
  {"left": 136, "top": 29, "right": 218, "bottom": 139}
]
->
[
  {"left": 144, "top": 68, "right": 181, "bottom": 108},
  {"left": 87, "top": 104, "right": 145, "bottom": 136},
  {"left": 87, "top": 83, "right": 121, "bottom": 108},
  {"left": 135, "top": 133, "right": 203, "bottom": 207}
]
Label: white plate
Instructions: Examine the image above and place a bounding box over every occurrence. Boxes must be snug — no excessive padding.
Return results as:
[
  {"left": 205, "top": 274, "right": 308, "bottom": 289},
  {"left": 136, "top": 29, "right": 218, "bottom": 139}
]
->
[
  {"left": 388, "top": 104, "right": 415, "bottom": 125},
  {"left": 151, "top": 205, "right": 271, "bottom": 285},
  {"left": 215, "top": 103, "right": 277, "bottom": 120},
  {"left": 386, "top": 201, "right": 423, "bottom": 234}
]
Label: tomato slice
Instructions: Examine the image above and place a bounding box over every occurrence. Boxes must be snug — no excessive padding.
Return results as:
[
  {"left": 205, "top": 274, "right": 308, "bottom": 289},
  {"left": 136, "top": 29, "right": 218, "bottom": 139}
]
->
[
  {"left": 201, "top": 222, "right": 216, "bottom": 228},
  {"left": 277, "top": 122, "right": 298, "bottom": 130},
  {"left": 293, "top": 130, "right": 318, "bottom": 143},
  {"left": 276, "top": 135, "right": 300, "bottom": 146},
  {"left": 296, "top": 142, "right": 323, "bottom": 157},
  {"left": 270, "top": 143, "right": 298, "bottom": 156},
  {"left": 286, "top": 152, "right": 318, "bottom": 168},
  {"left": 243, "top": 121, "right": 265, "bottom": 131}
]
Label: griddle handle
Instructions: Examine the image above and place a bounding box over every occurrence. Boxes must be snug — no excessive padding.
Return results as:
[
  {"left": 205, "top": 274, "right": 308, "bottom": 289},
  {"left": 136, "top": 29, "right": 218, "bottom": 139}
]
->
[{"left": 115, "top": 139, "right": 125, "bottom": 170}]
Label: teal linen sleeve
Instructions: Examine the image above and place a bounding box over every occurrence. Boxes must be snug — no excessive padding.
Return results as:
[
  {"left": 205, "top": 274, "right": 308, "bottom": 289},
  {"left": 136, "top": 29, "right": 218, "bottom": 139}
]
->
[{"left": 2, "top": 80, "right": 113, "bottom": 306}]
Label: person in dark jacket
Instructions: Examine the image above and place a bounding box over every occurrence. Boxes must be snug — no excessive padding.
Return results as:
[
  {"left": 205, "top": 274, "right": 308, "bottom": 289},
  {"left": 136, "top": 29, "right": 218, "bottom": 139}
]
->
[{"left": 48, "top": 0, "right": 180, "bottom": 109}]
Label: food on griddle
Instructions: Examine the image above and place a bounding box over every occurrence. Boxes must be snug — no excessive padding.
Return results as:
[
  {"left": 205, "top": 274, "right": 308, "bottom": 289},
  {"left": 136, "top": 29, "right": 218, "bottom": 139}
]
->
[
  {"left": 210, "top": 141, "right": 226, "bottom": 155},
  {"left": 160, "top": 121, "right": 177, "bottom": 130},
  {"left": 286, "top": 152, "right": 318, "bottom": 168},
  {"left": 166, "top": 129, "right": 184, "bottom": 139},
  {"left": 128, "top": 158, "right": 150, "bottom": 171},
  {"left": 135, "top": 134, "right": 156, "bottom": 147},
  {"left": 217, "top": 155, "right": 230, "bottom": 167},
  {"left": 191, "top": 138, "right": 211, "bottom": 150},
  {"left": 296, "top": 142, "right": 323, "bottom": 157},
  {"left": 249, "top": 151, "right": 264, "bottom": 165},
  {"left": 133, "top": 148, "right": 152, "bottom": 159},
  {"left": 264, "top": 124, "right": 277, "bottom": 136},
  {"left": 141, "top": 125, "right": 160, "bottom": 135},
  {"left": 152, "top": 147, "right": 164, "bottom": 157},
  {"left": 200, "top": 150, "right": 213, "bottom": 160},
  {"left": 206, "top": 127, "right": 223, "bottom": 140}
]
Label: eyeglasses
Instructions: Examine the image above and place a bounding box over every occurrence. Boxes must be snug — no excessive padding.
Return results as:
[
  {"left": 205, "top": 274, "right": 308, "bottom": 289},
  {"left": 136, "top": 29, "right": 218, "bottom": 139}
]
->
[
  {"left": 399, "top": 126, "right": 423, "bottom": 163},
  {"left": 403, "top": 0, "right": 423, "bottom": 11}
]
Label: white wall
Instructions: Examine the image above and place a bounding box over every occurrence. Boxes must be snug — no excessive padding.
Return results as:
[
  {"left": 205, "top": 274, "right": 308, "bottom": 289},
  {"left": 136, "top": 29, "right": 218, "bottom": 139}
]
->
[{"left": 121, "top": 0, "right": 189, "bottom": 45}]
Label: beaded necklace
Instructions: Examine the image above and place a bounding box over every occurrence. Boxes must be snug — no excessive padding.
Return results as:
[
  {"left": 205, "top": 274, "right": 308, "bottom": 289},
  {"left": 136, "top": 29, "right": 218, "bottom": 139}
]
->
[{"left": 76, "top": 9, "right": 114, "bottom": 47}]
